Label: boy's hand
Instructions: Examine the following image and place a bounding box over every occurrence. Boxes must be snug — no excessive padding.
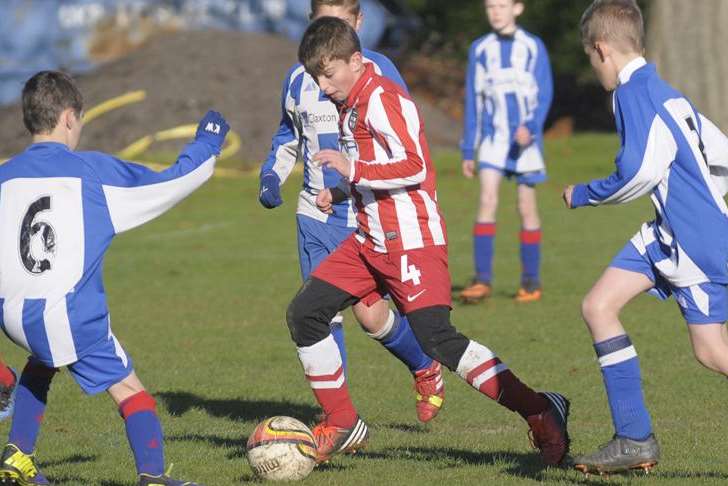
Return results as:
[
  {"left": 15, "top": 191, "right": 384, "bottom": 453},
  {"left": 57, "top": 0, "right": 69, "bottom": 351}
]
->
[
  {"left": 316, "top": 189, "right": 334, "bottom": 214},
  {"left": 462, "top": 159, "right": 475, "bottom": 179},
  {"left": 195, "top": 110, "right": 230, "bottom": 152},
  {"left": 314, "top": 150, "right": 351, "bottom": 178},
  {"left": 515, "top": 126, "right": 533, "bottom": 147},
  {"left": 259, "top": 172, "right": 282, "bottom": 209},
  {"left": 562, "top": 185, "right": 575, "bottom": 208}
]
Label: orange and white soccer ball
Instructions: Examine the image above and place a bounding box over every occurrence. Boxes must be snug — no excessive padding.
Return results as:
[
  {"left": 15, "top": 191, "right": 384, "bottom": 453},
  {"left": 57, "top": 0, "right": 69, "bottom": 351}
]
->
[{"left": 246, "top": 416, "right": 317, "bottom": 481}]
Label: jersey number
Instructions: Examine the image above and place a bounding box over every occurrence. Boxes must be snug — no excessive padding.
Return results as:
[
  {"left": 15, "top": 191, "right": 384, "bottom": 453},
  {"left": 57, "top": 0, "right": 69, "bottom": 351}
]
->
[
  {"left": 20, "top": 196, "right": 56, "bottom": 274},
  {"left": 685, "top": 117, "right": 708, "bottom": 165},
  {"left": 400, "top": 255, "right": 422, "bottom": 286}
]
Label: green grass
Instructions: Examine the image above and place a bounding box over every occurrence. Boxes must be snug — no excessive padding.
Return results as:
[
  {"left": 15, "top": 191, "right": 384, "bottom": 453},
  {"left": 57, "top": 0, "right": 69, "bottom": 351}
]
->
[{"left": 3, "top": 133, "right": 728, "bottom": 485}]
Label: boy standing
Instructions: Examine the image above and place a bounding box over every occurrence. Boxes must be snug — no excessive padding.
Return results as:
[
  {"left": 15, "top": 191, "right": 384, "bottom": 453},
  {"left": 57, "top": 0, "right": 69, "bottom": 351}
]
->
[
  {"left": 289, "top": 16, "right": 570, "bottom": 466},
  {"left": 0, "top": 71, "right": 228, "bottom": 485},
  {"left": 460, "top": 0, "right": 553, "bottom": 304},
  {"left": 259, "top": 0, "right": 445, "bottom": 423},
  {"left": 565, "top": 0, "right": 728, "bottom": 474}
]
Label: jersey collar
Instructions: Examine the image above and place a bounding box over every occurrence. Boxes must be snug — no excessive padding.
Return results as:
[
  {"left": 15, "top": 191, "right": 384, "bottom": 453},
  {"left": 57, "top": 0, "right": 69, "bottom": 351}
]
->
[{"left": 618, "top": 56, "right": 647, "bottom": 85}]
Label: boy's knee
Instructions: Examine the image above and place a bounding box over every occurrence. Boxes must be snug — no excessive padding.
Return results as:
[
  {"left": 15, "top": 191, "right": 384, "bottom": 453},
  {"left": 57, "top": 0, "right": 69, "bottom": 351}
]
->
[
  {"left": 581, "top": 293, "right": 616, "bottom": 326},
  {"left": 286, "top": 281, "right": 336, "bottom": 347},
  {"left": 407, "top": 306, "right": 469, "bottom": 371},
  {"left": 479, "top": 191, "right": 498, "bottom": 211}
]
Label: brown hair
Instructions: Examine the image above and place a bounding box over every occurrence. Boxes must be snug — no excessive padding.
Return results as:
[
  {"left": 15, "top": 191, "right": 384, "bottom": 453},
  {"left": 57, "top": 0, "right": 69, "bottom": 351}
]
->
[
  {"left": 298, "top": 16, "right": 361, "bottom": 77},
  {"left": 310, "top": 0, "right": 360, "bottom": 17},
  {"left": 22, "top": 71, "right": 84, "bottom": 135},
  {"left": 580, "top": 0, "right": 644, "bottom": 53}
]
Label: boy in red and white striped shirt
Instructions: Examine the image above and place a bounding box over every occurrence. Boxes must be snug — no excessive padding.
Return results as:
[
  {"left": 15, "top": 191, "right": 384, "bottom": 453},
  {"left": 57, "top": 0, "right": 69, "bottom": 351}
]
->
[{"left": 287, "top": 16, "right": 570, "bottom": 466}]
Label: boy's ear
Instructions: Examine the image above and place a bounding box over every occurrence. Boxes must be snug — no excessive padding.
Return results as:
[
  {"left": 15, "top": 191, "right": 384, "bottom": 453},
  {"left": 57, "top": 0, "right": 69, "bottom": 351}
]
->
[
  {"left": 513, "top": 2, "right": 525, "bottom": 16},
  {"left": 349, "top": 51, "right": 364, "bottom": 71}
]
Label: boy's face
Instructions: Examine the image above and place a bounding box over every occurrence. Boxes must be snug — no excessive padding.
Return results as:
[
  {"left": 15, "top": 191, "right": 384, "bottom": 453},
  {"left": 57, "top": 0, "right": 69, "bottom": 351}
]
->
[
  {"left": 585, "top": 43, "right": 619, "bottom": 91},
  {"left": 484, "top": 0, "right": 523, "bottom": 34},
  {"left": 314, "top": 52, "right": 363, "bottom": 103},
  {"left": 312, "top": 6, "right": 363, "bottom": 32}
]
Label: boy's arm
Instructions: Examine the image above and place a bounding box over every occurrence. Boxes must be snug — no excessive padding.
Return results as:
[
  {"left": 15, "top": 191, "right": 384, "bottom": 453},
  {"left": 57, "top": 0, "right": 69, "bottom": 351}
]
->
[
  {"left": 350, "top": 90, "right": 427, "bottom": 190},
  {"left": 460, "top": 41, "right": 481, "bottom": 161},
  {"left": 570, "top": 94, "right": 675, "bottom": 207},
  {"left": 88, "top": 111, "right": 229, "bottom": 234},
  {"left": 259, "top": 68, "right": 302, "bottom": 208},
  {"left": 700, "top": 113, "right": 728, "bottom": 196},
  {"left": 524, "top": 38, "right": 553, "bottom": 137}
]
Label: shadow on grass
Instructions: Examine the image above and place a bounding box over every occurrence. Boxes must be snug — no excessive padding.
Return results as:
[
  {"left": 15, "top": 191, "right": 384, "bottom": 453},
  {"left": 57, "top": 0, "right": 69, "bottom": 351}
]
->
[
  {"left": 381, "top": 422, "right": 431, "bottom": 434},
  {"left": 157, "top": 391, "right": 320, "bottom": 423}
]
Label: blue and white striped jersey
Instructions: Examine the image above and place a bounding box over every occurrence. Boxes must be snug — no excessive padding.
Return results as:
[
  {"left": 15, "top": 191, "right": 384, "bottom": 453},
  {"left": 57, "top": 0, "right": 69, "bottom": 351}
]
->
[
  {"left": 260, "top": 49, "right": 408, "bottom": 228},
  {"left": 0, "top": 141, "right": 218, "bottom": 367},
  {"left": 572, "top": 58, "right": 728, "bottom": 287},
  {"left": 461, "top": 28, "right": 553, "bottom": 174}
]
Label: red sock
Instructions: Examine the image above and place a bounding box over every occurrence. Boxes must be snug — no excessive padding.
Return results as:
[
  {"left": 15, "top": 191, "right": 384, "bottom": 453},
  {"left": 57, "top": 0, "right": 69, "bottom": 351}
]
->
[
  {"left": 298, "top": 336, "right": 357, "bottom": 429},
  {"left": 459, "top": 342, "right": 548, "bottom": 419},
  {"left": 0, "top": 363, "right": 15, "bottom": 387}
]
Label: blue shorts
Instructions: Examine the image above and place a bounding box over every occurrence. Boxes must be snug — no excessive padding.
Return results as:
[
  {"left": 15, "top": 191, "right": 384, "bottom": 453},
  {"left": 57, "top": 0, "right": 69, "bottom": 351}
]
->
[
  {"left": 610, "top": 241, "right": 728, "bottom": 324},
  {"left": 64, "top": 333, "right": 134, "bottom": 395},
  {"left": 478, "top": 162, "right": 547, "bottom": 187},
  {"left": 296, "top": 214, "right": 356, "bottom": 281}
]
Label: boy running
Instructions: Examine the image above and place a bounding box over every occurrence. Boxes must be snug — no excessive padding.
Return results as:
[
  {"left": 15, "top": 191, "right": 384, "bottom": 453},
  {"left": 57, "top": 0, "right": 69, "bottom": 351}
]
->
[
  {"left": 565, "top": 0, "right": 728, "bottom": 474},
  {"left": 259, "top": 0, "right": 445, "bottom": 423}
]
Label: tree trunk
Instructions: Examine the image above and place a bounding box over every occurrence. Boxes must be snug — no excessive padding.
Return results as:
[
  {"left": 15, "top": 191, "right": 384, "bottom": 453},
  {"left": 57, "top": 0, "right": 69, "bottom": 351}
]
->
[{"left": 647, "top": 0, "right": 728, "bottom": 131}]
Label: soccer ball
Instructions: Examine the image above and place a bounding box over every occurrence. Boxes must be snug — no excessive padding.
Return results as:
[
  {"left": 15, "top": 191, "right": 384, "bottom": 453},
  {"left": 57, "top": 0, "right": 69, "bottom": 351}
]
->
[{"left": 246, "top": 416, "right": 317, "bottom": 481}]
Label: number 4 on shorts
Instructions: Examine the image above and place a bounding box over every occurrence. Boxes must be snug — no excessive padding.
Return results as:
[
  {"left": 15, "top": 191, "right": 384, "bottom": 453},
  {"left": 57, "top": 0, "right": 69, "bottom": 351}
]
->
[{"left": 400, "top": 254, "right": 422, "bottom": 285}]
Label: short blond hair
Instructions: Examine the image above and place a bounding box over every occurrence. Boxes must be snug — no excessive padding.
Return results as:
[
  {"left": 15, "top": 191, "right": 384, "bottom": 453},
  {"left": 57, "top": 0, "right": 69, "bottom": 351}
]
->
[
  {"left": 310, "top": 0, "right": 360, "bottom": 17},
  {"left": 580, "top": 0, "right": 644, "bottom": 53}
]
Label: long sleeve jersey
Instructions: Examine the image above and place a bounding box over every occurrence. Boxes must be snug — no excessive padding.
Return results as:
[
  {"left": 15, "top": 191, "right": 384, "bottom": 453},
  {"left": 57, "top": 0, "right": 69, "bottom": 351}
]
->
[
  {"left": 339, "top": 63, "right": 447, "bottom": 254},
  {"left": 461, "top": 28, "right": 553, "bottom": 174},
  {"left": 572, "top": 58, "right": 728, "bottom": 287},
  {"left": 260, "top": 49, "right": 407, "bottom": 228},
  {"left": 0, "top": 140, "right": 218, "bottom": 367}
]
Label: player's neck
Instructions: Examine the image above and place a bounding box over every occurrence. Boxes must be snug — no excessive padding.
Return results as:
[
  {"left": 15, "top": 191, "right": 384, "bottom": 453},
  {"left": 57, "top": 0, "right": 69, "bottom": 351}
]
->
[
  {"left": 495, "top": 23, "right": 518, "bottom": 36},
  {"left": 33, "top": 128, "right": 71, "bottom": 147},
  {"left": 613, "top": 52, "right": 643, "bottom": 75}
]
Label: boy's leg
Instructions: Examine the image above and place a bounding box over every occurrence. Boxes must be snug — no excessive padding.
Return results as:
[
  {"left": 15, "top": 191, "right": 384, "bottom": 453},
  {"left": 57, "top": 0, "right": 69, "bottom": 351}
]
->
[
  {"left": 574, "top": 262, "right": 659, "bottom": 473},
  {"left": 678, "top": 282, "right": 728, "bottom": 373},
  {"left": 461, "top": 168, "right": 502, "bottom": 303},
  {"left": 516, "top": 183, "right": 542, "bottom": 300},
  {"left": 0, "top": 358, "right": 56, "bottom": 485},
  {"left": 353, "top": 299, "right": 444, "bottom": 422},
  {"left": 0, "top": 358, "right": 17, "bottom": 422},
  {"left": 406, "top": 306, "right": 569, "bottom": 465},
  {"left": 297, "top": 215, "right": 348, "bottom": 373},
  {"left": 688, "top": 324, "right": 728, "bottom": 373}
]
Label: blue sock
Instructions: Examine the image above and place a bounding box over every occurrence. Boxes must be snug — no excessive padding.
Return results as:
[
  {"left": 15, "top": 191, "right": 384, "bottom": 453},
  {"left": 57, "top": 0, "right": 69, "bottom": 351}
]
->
[
  {"left": 372, "top": 311, "right": 432, "bottom": 373},
  {"left": 519, "top": 228, "right": 541, "bottom": 288},
  {"left": 330, "top": 318, "right": 347, "bottom": 375},
  {"left": 594, "top": 335, "right": 653, "bottom": 440},
  {"left": 120, "top": 391, "right": 165, "bottom": 476},
  {"left": 8, "top": 360, "right": 56, "bottom": 454},
  {"left": 474, "top": 223, "right": 496, "bottom": 283}
]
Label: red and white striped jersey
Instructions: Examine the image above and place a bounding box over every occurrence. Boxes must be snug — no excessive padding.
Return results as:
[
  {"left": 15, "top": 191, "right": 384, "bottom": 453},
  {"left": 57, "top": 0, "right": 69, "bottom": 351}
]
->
[{"left": 338, "top": 64, "right": 447, "bottom": 253}]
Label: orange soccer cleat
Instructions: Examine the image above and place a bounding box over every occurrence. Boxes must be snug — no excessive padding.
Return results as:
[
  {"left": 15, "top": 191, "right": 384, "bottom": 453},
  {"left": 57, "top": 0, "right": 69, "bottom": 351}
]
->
[
  {"left": 311, "top": 417, "right": 369, "bottom": 463},
  {"left": 414, "top": 361, "right": 445, "bottom": 423},
  {"left": 459, "top": 280, "right": 492, "bottom": 304},
  {"left": 515, "top": 287, "right": 542, "bottom": 303}
]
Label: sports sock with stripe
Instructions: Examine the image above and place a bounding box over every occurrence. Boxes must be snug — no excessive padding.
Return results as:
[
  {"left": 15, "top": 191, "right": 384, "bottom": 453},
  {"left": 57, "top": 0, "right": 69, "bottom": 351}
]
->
[
  {"left": 120, "top": 391, "right": 165, "bottom": 476},
  {"left": 456, "top": 340, "right": 548, "bottom": 419},
  {"left": 473, "top": 223, "right": 496, "bottom": 283},
  {"left": 594, "top": 334, "right": 653, "bottom": 440},
  {"left": 519, "top": 228, "right": 541, "bottom": 289}
]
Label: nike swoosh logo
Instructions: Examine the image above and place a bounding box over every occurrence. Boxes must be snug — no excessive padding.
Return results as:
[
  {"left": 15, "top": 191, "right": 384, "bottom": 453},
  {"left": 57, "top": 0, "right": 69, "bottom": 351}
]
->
[
  {"left": 407, "top": 289, "right": 427, "bottom": 302},
  {"left": 261, "top": 187, "right": 269, "bottom": 194}
]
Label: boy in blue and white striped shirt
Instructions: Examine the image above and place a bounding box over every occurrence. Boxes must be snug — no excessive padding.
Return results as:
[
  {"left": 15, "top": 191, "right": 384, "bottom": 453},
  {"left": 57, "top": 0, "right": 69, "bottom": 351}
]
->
[
  {"left": 565, "top": 0, "right": 728, "bottom": 474},
  {"left": 0, "top": 71, "right": 225, "bottom": 486},
  {"left": 460, "top": 0, "right": 553, "bottom": 304}
]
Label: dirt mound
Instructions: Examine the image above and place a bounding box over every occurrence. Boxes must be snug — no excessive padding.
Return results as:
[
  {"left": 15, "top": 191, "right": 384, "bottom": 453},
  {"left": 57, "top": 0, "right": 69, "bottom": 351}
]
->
[{"left": 0, "top": 30, "right": 459, "bottom": 168}]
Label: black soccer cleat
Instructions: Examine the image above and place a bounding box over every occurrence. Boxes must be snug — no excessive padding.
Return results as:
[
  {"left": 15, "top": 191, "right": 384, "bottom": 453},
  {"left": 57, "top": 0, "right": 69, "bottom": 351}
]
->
[
  {"left": 526, "top": 392, "right": 570, "bottom": 465},
  {"left": 574, "top": 434, "right": 660, "bottom": 475}
]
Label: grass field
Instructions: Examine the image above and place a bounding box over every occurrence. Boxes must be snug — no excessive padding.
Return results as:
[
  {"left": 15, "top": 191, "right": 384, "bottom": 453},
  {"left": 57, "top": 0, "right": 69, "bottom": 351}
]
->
[{"left": 3, "top": 133, "right": 728, "bottom": 485}]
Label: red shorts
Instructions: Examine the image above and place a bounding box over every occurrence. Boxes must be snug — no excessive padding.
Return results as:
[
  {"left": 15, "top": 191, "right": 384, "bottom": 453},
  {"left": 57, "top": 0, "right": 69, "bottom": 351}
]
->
[{"left": 312, "top": 234, "right": 452, "bottom": 314}]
